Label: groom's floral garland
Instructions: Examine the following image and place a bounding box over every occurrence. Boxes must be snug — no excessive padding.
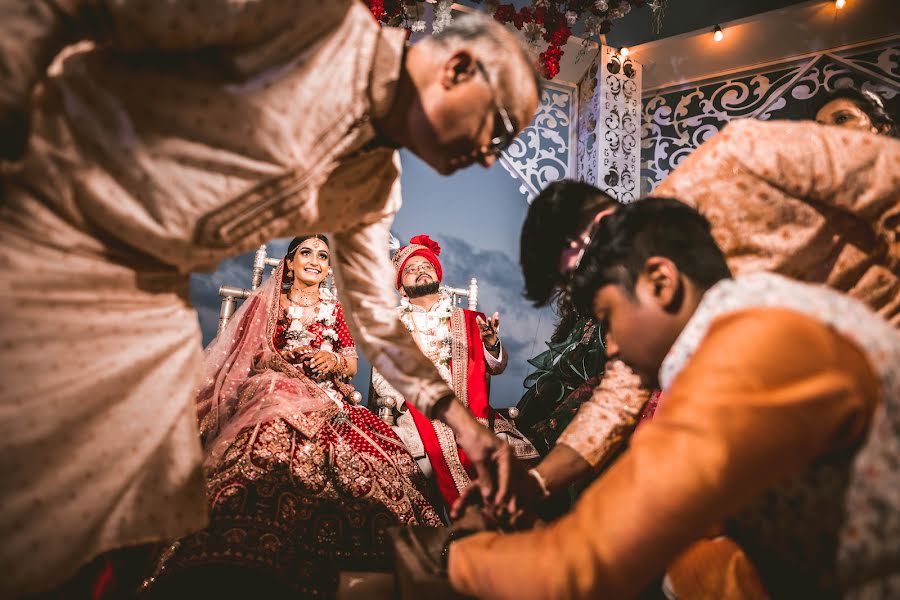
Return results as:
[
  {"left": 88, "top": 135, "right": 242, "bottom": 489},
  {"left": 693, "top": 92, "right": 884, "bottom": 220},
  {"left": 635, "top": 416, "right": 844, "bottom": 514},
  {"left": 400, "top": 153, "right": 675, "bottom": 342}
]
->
[
  {"left": 400, "top": 293, "right": 453, "bottom": 368},
  {"left": 285, "top": 289, "right": 339, "bottom": 352}
]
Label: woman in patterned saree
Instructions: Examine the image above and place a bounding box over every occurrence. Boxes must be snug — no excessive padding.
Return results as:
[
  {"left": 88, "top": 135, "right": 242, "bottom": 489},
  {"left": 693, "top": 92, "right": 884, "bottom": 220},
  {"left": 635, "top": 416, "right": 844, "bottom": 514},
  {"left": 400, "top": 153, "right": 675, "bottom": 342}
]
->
[{"left": 144, "top": 235, "right": 441, "bottom": 598}]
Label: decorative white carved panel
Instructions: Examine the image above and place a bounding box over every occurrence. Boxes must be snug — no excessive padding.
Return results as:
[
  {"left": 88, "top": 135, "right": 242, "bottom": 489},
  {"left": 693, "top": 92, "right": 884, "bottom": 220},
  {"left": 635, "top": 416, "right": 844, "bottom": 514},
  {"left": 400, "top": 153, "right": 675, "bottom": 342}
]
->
[
  {"left": 576, "top": 60, "right": 600, "bottom": 187},
  {"left": 499, "top": 81, "right": 577, "bottom": 203},
  {"left": 641, "top": 39, "right": 900, "bottom": 193},
  {"left": 576, "top": 46, "right": 642, "bottom": 203}
]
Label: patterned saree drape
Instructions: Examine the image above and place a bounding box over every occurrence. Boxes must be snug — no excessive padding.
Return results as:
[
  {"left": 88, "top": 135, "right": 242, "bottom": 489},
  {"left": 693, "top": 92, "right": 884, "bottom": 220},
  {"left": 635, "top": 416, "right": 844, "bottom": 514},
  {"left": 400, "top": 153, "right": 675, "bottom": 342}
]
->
[{"left": 145, "top": 263, "right": 441, "bottom": 597}]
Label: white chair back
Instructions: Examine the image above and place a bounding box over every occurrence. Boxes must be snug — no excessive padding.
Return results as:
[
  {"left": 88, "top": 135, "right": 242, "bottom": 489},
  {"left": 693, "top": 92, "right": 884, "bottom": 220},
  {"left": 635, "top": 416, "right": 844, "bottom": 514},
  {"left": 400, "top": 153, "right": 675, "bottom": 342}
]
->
[{"left": 216, "top": 245, "right": 281, "bottom": 335}]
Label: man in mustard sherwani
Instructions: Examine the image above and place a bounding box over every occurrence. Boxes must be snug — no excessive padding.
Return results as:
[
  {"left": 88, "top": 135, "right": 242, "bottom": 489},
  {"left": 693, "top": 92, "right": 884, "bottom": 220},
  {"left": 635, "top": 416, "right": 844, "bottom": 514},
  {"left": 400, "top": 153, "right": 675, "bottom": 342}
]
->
[{"left": 449, "top": 198, "right": 900, "bottom": 599}]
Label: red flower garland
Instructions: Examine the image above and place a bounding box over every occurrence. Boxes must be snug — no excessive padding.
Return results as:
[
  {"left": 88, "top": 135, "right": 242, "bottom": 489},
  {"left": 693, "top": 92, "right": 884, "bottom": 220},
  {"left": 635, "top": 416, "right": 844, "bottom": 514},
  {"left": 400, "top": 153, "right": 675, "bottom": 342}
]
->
[
  {"left": 367, "top": 0, "right": 385, "bottom": 21},
  {"left": 362, "top": 0, "right": 652, "bottom": 80}
]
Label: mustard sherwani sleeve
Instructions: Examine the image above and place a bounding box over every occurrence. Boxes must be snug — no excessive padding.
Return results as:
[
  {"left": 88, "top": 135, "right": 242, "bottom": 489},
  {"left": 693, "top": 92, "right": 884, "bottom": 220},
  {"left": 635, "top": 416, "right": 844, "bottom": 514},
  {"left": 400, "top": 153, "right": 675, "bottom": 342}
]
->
[{"left": 449, "top": 308, "right": 880, "bottom": 600}]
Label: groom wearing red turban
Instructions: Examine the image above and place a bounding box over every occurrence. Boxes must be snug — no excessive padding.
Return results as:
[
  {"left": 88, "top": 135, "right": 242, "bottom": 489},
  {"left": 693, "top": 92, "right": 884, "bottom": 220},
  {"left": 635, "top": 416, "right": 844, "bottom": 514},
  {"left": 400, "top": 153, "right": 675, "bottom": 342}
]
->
[
  {"left": 392, "top": 234, "right": 445, "bottom": 290},
  {"left": 377, "top": 235, "right": 538, "bottom": 508}
]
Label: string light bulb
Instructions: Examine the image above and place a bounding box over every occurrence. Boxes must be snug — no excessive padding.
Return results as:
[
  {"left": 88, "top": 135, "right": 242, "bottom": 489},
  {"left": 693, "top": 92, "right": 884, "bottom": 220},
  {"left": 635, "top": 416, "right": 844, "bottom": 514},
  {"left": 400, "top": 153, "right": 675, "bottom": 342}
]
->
[
  {"left": 835, "top": 0, "right": 846, "bottom": 8},
  {"left": 713, "top": 25, "right": 724, "bottom": 42},
  {"left": 620, "top": 47, "right": 630, "bottom": 57}
]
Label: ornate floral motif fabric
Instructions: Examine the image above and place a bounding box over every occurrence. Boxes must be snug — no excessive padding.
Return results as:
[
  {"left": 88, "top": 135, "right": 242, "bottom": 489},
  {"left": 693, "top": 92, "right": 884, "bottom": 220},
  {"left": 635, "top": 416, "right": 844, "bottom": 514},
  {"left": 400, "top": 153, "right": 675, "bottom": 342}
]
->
[
  {"left": 555, "top": 360, "right": 649, "bottom": 468},
  {"left": 145, "top": 265, "right": 441, "bottom": 597},
  {"left": 651, "top": 119, "right": 900, "bottom": 327}
]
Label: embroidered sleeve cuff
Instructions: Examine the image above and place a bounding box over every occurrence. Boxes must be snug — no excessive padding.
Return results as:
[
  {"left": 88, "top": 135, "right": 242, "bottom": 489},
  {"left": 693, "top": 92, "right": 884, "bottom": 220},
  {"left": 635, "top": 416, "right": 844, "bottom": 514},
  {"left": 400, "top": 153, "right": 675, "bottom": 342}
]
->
[
  {"left": 557, "top": 361, "right": 648, "bottom": 467},
  {"left": 416, "top": 380, "right": 456, "bottom": 419},
  {"left": 483, "top": 343, "right": 503, "bottom": 369}
]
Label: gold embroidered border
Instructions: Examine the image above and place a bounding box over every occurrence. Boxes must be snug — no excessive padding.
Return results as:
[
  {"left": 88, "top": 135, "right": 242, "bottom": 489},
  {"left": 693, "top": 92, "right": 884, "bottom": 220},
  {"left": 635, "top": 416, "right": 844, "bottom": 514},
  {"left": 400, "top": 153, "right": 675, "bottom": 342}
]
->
[
  {"left": 491, "top": 415, "right": 515, "bottom": 435},
  {"left": 433, "top": 420, "right": 470, "bottom": 493},
  {"left": 490, "top": 417, "right": 540, "bottom": 460},
  {"left": 450, "top": 307, "right": 469, "bottom": 408},
  {"left": 266, "top": 264, "right": 284, "bottom": 340}
]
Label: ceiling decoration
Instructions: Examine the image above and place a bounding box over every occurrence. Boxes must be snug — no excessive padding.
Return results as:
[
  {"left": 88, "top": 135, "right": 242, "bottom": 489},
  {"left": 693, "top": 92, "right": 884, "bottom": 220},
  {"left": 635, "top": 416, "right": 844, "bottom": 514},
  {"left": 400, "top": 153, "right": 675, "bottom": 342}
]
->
[{"left": 362, "top": 1, "right": 666, "bottom": 78}]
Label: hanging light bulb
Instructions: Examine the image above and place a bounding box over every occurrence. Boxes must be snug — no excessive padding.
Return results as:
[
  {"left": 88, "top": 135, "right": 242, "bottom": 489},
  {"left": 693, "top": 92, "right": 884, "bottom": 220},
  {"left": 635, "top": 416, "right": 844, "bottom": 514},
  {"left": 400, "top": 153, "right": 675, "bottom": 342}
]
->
[
  {"left": 620, "top": 47, "right": 630, "bottom": 57},
  {"left": 835, "top": 0, "right": 846, "bottom": 8},
  {"left": 713, "top": 25, "right": 724, "bottom": 42}
]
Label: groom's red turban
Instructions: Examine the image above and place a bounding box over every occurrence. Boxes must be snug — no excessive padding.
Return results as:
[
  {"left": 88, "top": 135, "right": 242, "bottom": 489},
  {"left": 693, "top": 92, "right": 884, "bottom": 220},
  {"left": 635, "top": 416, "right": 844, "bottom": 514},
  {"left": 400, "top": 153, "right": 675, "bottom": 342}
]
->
[{"left": 392, "top": 234, "right": 443, "bottom": 289}]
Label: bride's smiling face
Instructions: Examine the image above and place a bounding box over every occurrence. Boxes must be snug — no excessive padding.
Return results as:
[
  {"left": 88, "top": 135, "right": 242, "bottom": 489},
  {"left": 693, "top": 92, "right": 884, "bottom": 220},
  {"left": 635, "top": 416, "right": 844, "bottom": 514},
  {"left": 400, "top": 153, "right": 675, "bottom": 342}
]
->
[{"left": 287, "top": 238, "right": 329, "bottom": 287}]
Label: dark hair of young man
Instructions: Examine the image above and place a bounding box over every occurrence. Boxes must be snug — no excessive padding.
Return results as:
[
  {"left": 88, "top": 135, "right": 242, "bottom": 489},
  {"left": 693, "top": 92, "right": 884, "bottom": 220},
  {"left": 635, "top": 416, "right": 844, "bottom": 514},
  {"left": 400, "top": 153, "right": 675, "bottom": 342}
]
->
[
  {"left": 520, "top": 179, "right": 617, "bottom": 308},
  {"left": 568, "top": 197, "right": 733, "bottom": 317}
]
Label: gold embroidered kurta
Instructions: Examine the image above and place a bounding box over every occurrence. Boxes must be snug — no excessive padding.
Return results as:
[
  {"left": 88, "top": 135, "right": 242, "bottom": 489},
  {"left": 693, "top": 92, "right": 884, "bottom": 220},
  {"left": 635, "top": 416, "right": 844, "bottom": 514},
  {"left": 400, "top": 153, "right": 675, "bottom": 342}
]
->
[
  {"left": 0, "top": 1, "right": 452, "bottom": 595},
  {"left": 554, "top": 359, "right": 647, "bottom": 467}
]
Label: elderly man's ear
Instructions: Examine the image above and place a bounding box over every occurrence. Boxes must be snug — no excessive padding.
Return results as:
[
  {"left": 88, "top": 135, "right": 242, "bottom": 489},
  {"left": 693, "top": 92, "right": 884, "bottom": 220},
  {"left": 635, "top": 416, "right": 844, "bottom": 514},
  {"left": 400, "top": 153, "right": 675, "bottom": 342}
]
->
[{"left": 442, "top": 50, "right": 478, "bottom": 88}]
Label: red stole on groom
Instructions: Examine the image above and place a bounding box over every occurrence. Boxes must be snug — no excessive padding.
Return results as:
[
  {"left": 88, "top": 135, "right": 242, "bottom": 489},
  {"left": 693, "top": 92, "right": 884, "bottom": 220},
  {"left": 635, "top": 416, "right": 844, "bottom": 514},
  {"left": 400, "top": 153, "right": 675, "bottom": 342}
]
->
[{"left": 406, "top": 307, "right": 493, "bottom": 507}]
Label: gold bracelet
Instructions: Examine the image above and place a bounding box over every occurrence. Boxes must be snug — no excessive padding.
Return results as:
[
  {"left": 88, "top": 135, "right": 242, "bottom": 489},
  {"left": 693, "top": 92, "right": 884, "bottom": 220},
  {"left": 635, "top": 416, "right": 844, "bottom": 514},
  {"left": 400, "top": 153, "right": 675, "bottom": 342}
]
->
[{"left": 334, "top": 352, "right": 347, "bottom": 378}]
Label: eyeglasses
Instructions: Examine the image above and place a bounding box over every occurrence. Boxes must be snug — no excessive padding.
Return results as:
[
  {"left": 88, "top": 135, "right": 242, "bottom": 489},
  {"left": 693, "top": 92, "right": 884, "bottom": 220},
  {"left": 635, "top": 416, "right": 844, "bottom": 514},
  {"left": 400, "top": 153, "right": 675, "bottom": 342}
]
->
[
  {"left": 474, "top": 60, "right": 517, "bottom": 156},
  {"left": 403, "top": 262, "right": 436, "bottom": 275},
  {"left": 558, "top": 207, "right": 617, "bottom": 296}
]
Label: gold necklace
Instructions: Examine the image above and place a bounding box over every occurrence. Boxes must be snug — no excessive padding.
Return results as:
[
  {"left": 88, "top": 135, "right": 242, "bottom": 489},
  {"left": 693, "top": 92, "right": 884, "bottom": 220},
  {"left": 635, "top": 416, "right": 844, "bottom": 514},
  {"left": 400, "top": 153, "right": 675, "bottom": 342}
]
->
[{"left": 288, "top": 287, "right": 319, "bottom": 307}]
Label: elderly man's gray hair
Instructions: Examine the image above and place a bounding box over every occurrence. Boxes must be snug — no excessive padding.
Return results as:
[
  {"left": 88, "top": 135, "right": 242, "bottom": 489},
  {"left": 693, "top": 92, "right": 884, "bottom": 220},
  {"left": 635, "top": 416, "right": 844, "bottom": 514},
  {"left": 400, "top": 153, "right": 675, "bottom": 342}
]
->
[{"left": 430, "top": 12, "right": 544, "bottom": 106}]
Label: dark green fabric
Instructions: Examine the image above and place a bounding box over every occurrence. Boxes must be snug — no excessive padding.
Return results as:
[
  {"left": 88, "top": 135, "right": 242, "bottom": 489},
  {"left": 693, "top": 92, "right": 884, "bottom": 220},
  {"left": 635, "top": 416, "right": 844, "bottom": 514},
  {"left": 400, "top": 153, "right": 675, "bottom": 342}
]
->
[{"left": 516, "top": 319, "right": 607, "bottom": 455}]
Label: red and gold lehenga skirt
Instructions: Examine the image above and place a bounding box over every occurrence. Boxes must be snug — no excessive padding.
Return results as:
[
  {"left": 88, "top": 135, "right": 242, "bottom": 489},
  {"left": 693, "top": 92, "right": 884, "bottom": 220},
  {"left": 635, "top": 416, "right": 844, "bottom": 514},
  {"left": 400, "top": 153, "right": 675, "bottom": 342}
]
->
[{"left": 143, "top": 394, "right": 442, "bottom": 598}]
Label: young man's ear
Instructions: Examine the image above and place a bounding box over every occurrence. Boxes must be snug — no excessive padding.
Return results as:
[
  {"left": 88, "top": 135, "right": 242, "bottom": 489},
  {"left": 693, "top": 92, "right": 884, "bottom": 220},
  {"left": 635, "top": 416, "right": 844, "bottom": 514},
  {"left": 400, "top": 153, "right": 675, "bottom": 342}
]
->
[
  {"left": 441, "top": 50, "right": 477, "bottom": 88},
  {"left": 643, "top": 257, "right": 681, "bottom": 310}
]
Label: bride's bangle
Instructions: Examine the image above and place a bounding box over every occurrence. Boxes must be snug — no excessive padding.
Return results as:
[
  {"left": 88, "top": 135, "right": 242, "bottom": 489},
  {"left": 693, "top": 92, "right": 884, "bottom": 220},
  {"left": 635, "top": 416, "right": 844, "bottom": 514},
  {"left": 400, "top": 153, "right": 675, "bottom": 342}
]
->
[{"left": 330, "top": 351, "right": 345, "bottom": 375}]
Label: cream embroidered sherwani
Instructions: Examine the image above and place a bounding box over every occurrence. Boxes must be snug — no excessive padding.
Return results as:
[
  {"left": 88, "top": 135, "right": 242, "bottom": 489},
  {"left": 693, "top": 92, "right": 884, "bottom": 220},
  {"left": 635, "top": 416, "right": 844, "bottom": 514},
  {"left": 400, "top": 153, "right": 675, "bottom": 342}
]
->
[
  {"left": 371, "top": 297, "right": 505, "bottom": 478},
  {"left": 554, "top": 119, "right": 900, "bottom": 468},
  {"left": 0, "top": 1, "right": 452, "bottom": 595},
  {"left": 372, "top": 295, "right": 537, "bottom": 494}
]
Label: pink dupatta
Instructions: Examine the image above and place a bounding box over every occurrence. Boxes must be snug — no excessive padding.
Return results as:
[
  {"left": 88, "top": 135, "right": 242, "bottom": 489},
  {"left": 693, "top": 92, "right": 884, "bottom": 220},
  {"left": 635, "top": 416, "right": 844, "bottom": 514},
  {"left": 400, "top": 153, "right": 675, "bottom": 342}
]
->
[{"left": 195, "top": 262, "right": 340, "bottom": 466}]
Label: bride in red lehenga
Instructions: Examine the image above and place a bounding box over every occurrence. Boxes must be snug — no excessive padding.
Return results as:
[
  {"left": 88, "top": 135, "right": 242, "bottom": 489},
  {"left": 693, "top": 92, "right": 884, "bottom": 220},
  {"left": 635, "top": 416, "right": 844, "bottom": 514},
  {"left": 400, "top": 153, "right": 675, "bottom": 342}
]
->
[{"left": 142, "top": 235, "right": 441, "bottom": 598}]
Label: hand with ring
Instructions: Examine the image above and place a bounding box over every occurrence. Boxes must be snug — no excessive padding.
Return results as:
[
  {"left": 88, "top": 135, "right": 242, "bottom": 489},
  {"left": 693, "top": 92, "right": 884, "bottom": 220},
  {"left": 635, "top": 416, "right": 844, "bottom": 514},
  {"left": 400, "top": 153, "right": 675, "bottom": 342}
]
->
[
  {"left": 308, "top": 351, "right": 338, "bottom": 377},
  {"left": 476, "top": 312, "right": 500, "bottom": 347}
]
